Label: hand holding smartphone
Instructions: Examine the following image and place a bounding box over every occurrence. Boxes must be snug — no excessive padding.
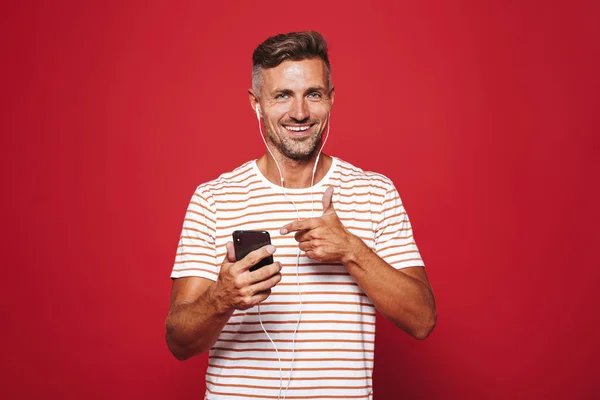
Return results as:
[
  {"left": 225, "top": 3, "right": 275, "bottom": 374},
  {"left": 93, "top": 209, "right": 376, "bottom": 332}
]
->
[{"left": 232, "top": 230, "right": 274, "bottom": 272}]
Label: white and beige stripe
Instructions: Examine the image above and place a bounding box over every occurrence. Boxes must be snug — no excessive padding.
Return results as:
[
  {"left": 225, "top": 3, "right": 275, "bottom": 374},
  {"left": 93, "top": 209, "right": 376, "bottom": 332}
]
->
[{"left": 172, "top": 157, "right": 424, "bottom": 400}]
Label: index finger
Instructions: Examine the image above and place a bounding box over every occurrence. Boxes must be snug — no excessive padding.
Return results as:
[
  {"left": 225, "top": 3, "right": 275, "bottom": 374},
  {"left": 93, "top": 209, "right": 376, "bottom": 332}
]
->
[
  {"left": 235, "top": 244, "right": 276, "bottom": 272},
  {"left": 280, "top": 218, "right": 319, "bottom": 235}
]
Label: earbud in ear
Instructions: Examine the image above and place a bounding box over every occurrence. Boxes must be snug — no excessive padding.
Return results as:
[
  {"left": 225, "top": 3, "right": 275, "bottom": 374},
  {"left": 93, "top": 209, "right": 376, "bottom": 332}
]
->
[{"left": 255, "top": 105, "right": 260, "bottom": 119}]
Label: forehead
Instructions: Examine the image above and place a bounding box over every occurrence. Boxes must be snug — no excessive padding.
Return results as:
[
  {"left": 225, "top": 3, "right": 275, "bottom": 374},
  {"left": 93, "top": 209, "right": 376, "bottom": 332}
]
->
[{"left": 262, "top": 58, "right": 328, "bottom": 91}]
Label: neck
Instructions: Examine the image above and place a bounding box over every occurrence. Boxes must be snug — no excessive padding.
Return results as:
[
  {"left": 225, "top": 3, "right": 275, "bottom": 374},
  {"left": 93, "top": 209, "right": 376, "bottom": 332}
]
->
[{"left": 257, "top": 152, "right": 333, "bottom": 189}]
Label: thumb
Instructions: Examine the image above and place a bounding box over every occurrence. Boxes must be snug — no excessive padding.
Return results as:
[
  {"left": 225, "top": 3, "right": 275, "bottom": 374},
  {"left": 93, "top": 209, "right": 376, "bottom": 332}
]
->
[
  {"left": 225, "top": 241, "right": 237, "bottom": 263},
  {"left": 322, "top": 187, "right": 335, "bottom": 215}
]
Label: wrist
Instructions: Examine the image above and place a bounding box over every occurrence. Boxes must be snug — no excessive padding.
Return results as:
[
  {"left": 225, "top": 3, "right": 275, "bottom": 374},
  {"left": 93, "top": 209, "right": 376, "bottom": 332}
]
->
[
  {"left": 207, "top": 284, "right": 235, "bottom": 318},
  {"left": 341, "top": 234, "right": 368, "bottom": 266}
]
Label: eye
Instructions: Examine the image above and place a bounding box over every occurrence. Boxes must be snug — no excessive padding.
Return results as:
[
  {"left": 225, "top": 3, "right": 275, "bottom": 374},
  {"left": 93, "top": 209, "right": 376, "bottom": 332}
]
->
[
  {"left": 307, "top": 92, "right": 322, "bottom": 99},
  {"left": 275, "top": 93, "right": 289, "bottom": 100}
]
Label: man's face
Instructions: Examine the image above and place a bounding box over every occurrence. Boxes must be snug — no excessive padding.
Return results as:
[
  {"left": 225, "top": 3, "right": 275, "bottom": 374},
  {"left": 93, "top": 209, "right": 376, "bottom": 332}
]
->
[{"left": 256, "top": 58, "right": 334, "bottom": 161}]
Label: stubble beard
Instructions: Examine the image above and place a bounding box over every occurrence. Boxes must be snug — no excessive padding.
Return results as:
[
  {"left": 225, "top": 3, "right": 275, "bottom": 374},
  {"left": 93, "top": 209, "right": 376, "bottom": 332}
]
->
[{"left": 266, "top": 125, "right": 323, "bottom": 161}]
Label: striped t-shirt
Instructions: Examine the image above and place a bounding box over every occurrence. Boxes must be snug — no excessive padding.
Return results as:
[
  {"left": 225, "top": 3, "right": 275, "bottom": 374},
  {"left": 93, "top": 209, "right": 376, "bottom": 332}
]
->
[{"left": 171, "top": 157, "right": 424, "bottom": 400}]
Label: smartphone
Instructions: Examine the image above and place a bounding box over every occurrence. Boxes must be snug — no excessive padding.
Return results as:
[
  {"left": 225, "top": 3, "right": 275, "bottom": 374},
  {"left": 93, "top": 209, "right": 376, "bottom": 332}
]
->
[{"left": 232, "top": 230, "right": 274, "bottom": 272}]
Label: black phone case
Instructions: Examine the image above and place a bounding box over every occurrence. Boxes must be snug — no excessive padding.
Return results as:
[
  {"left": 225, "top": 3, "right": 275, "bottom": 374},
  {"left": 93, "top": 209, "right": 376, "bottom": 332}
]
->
[{"left": 232, "top": 230, "right": 274, "bottom": 272}]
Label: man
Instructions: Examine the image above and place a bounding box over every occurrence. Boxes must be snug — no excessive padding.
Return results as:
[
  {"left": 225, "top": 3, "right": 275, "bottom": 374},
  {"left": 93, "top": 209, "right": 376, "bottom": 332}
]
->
[{"left": 166, "top": 31, "right": 436, "bottom": 400}]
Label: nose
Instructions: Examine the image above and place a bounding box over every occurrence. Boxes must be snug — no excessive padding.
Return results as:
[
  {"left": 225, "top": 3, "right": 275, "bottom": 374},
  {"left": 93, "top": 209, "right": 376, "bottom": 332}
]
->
[{"left": 289, "top": 98, "right": 309, "bottom": 121}]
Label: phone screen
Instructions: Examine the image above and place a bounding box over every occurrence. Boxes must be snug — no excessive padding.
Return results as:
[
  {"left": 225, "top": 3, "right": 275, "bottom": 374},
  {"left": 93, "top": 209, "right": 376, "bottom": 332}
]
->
[{"left": 232, "top": 230, "right": 274, "bottom": 271}]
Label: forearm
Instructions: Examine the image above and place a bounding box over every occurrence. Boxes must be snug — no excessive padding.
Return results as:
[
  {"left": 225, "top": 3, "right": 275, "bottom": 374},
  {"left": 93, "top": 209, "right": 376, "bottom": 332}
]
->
[
  {"left": 343, "top": 236, "right": 436, "bottom": 339},
  {"left": 165, "top": 285, "right": 234, "bottom": 360}
]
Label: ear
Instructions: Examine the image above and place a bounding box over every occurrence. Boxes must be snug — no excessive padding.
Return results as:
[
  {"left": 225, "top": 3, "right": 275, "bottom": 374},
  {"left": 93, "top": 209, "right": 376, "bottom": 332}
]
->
[
  {"left": 329, "top": 86, "right": 335, "bottom": 107},
  {"left": 248, "top": 89, "right": 260, "bottom": 115}
]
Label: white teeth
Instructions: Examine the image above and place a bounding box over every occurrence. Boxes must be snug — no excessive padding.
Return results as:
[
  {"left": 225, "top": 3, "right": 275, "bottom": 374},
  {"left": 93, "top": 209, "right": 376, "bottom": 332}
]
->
[{"left": 285, "top": 125, "right": 310, "bottom": 132}]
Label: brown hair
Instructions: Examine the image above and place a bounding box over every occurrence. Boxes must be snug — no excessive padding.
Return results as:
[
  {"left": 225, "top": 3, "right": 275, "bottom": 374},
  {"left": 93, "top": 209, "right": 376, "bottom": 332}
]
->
[{"left": 252, "top": 31, "right": 332, "bottom": 96}]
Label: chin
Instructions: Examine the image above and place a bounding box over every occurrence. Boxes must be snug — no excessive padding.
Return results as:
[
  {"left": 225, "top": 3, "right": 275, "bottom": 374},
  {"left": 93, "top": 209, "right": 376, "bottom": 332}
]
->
[{"left": 283, "top": 147, "right": 320, "bottom": 161}]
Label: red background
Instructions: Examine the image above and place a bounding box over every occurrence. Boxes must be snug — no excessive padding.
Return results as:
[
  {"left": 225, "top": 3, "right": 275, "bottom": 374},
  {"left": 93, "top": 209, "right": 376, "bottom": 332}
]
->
[{"left": 1, "top": 1, "right": 599, "bottom": 399}]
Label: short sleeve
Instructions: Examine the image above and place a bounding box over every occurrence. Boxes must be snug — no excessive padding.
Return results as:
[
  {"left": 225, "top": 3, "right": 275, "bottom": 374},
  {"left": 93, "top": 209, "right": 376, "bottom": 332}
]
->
[
  {"left": 171, "top": 187, "right": 219, "bottom": 281},
  {"left": 375, "top": 184, "right": 425, "bottom": 270}
]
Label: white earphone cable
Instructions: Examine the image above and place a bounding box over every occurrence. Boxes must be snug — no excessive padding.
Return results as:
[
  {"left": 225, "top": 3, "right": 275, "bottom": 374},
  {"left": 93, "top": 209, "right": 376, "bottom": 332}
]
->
[{"left": 255, "top": 105, "right": 330, "bottom": 400}]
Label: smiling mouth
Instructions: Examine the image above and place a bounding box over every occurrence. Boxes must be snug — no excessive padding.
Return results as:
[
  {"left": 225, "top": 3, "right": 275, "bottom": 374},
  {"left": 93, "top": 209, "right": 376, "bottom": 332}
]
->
[{"left": 283, "top": 124, "right": 315, "bottom": 133}]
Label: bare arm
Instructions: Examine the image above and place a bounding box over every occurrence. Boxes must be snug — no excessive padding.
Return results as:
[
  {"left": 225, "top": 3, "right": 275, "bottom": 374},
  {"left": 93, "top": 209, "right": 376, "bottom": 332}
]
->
[
  {"left": 340, "top": 236, "right": 436, "bottom": 339},
  {"left": 165, "top": 277, "right": 232, "bottom": 360},
  {"left": 165, "top": 243, "right": 282, "bottom": 360},
  {"left": 281, "top": 187, "right": 436, "bottom": 339}
]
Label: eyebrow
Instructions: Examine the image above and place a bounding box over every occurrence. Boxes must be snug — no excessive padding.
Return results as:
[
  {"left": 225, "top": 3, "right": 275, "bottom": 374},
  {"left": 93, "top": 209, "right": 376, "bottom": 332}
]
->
[
  {"left": 271, "top": 88, "right": 294, "bottom": 96},
  {"left": 305, "top": 86, "right": 327, "bottom": 93},
  {"left": 271, "top": 86, "right": 328, "bottom": 96}
]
